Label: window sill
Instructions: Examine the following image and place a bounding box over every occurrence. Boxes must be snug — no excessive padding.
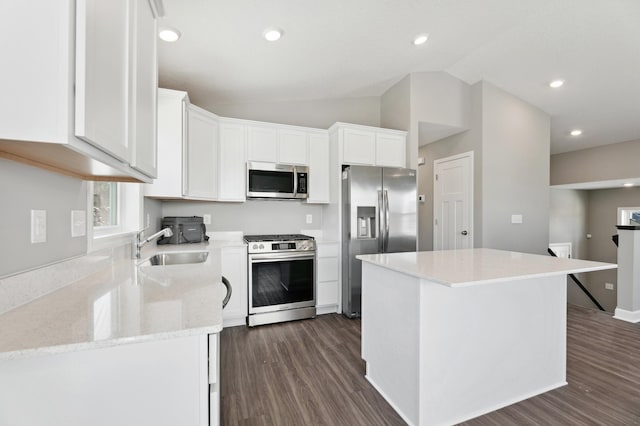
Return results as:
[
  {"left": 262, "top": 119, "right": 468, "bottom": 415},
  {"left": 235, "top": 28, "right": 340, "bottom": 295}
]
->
[{"left": 90, "top": 230, "right": 137, "bottom": 253}]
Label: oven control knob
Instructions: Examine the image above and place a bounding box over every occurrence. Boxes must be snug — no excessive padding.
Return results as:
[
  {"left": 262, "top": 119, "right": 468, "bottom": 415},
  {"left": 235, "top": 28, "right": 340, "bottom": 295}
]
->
[
  {"left": 252, "top": 244, "right": 258, "bottom": 250},
  {"left": 259, "top": 244, "right": 264, "bottom": 249}
]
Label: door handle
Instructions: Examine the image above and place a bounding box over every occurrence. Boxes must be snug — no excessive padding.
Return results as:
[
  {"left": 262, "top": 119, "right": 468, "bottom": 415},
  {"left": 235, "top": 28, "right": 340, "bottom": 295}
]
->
[
  {"left": 383, "top": 190, "right": 390, "bottom": 252},
  {"left": 377, "top": 190, "right": 384, "bottom": 252},
  {"left": 461, "top": 230, "right": 468, "bottom": 236}
]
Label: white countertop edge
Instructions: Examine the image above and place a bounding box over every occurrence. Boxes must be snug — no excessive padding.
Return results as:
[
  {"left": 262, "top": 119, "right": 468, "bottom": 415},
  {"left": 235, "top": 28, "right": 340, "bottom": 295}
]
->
[
  {"left": 0, "top": 324, "right": 223, "bottom": 362},
  {"left": 445, "top": 264, "right": 618, "bottom": 288},
  {"left": 358, "top": 256, "right": 617, "bottom": 287}
]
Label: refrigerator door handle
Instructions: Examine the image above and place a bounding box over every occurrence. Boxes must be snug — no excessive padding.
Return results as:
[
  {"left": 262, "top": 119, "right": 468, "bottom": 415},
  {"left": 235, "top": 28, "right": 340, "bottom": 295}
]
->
[
  {"left": 377, "top": 190, "right": 384, "bottom": 252},
  {"left": 384, "top": 189, "right": 390, "bottom": 252}
]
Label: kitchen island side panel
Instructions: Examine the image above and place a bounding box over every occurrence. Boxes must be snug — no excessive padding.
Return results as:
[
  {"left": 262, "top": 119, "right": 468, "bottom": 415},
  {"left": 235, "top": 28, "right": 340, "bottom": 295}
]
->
[
  {"left": 361, "top": 263, "right": 421, "bottom": 425},
  {"left": 360, "top": 259, "right": 568, "bottom": 426},
  {"left": 418, "top": 274, "right": 567, "bottom": 425}
]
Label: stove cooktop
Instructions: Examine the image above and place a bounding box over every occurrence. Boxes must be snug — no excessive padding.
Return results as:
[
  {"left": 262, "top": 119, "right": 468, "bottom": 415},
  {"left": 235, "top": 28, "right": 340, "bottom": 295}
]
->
[{"left": 243, "top": 234, "right": 314, "bottom": 243}]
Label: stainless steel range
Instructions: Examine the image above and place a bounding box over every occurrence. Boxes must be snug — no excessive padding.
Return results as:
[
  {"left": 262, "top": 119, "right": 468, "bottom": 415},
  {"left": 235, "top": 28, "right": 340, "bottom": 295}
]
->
[{"left": 244, "top": 234, "right": 316, "bottom": 327}]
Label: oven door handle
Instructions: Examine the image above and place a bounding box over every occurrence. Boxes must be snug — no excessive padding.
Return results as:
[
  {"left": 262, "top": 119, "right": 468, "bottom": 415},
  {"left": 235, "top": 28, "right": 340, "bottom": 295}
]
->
[{"left": 249, "top": 252, "right": 316, "bottom": 262}]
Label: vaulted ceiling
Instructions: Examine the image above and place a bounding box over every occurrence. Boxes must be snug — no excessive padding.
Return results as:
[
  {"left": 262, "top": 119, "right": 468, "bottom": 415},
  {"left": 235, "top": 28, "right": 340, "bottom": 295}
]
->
[{"left": 158, "top": 0, "right": 640, "bottom": 154}]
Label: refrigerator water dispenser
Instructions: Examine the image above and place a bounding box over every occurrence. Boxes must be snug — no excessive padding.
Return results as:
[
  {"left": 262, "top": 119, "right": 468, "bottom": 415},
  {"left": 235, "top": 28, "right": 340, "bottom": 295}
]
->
[{"left": 356, "top": 206, "right": 376, "bottom": 238}]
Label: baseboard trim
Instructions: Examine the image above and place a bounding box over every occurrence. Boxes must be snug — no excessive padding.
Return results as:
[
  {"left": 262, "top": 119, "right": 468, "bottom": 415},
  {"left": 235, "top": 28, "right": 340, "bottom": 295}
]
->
[
  {"left": 613, "top": 308, "right": 640, "bottom": 323},
  {"left": 316, "top": 305, "right": 338, "bottom": 315}
]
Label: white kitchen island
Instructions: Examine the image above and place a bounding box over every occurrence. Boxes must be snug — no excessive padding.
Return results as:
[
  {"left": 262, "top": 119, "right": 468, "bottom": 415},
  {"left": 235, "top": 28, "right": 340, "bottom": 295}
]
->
[{"left": 357, "top": 248, "right": 616, "bottom": 426}]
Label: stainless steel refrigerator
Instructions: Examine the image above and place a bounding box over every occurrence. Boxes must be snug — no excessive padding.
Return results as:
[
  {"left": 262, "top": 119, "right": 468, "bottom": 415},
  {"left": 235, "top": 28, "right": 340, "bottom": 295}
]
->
[{"left": 341, "top": 165, "right": 417, "bottom": 318}]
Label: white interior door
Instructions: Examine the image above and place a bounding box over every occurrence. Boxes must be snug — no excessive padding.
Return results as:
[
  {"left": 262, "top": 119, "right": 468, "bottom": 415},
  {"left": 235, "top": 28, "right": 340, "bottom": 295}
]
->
[{"left": 434, "top": 152, "right": 473, "bottom": 250}]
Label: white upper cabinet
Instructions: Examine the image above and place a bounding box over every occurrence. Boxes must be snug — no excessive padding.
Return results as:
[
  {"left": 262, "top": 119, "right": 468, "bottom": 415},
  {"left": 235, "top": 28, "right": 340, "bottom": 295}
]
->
[
  {"left": 145, "top": 89, "right": 189, "bottom": 198},
  {"left": 332, "top": 123, "right": 407, "bottom": 168},
  {"left": 278, "top": 129, "right": 308, "bottom": 165},
  {"left": 0, "top": 0, "right": 159, "bottom": 182},
  {"left": 246, "top": 126, "right": 278, "bottom": 163},
  {"left": 218, "top": 121, "right": 247, "bottom": 202},
  {"left": 130, "top": 0, "right": 158, "bottom": 178},
  {"left": 186, "top": 105, "right": 218, "bottom": 200},
  {"left": 307, "top": 133, "right": 330, "bottom": 204},
  {"left": 375, "top": 133, "right": 406, "bottom": 168},
  {"left": 75, "top": 0, "right": 130, "bottom": 162},
  {"left": 147, "top": 90, "right": 221, "bottom": 201},
  {"left": 342, "top": 127, "right": 376, "bottom": 165}
]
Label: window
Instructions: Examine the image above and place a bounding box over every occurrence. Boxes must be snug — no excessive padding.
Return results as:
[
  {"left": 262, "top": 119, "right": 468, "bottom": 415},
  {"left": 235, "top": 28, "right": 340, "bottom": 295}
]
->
[
  {"left": 618, "top": 207, "right": 640, "bottom": 226},
  {"left": 89, "top": 181, "right": 143, "bottom": 251},
  {"left": 93, "top": 182, "right": 119, "bottom": 228}
]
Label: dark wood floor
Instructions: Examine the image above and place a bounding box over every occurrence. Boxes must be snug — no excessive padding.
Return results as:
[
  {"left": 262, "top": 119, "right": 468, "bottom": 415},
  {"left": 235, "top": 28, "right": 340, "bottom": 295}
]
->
[{"left": 221, "top": 305, "right": 640, "bottom": 425}]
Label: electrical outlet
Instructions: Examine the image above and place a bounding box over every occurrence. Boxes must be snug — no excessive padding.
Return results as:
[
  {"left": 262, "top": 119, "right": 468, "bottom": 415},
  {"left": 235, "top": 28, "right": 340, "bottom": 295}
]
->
[
  {"left": 605, "top": 282, "right": 615, "bottom": 291},
  {"left": 146, "top": 213, "right": 151, "bottom": 228},
  {"left": 71, "top": 210, "right": 86, "bottom": 237},
  {"left": 306, "top": 214, "right": 313, "bottom": 224},
  {"left": 511, "top": 214, "right": 523, "bottom": 224},
  {"left": 31, "top": 210, "right": 47, "bottom": 243},
  {"left": 203, "top": 214, "right": 211, "bottom": 225}
]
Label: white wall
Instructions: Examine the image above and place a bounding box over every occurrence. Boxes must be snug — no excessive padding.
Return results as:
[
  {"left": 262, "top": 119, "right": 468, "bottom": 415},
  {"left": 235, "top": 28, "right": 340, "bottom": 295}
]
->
[
  {"left": 481, "top": 81, "right": 550, "bottom": 255},
  {"left": 549, "top": 189, "right": 595, "bottom": 309},
  {"left": 551, "top": 138, "right": 640, "bottom": 186},
  {"left": 0, "top": 159, "right": 87, "bottom": 277},
  {"left": 162, "top": 200, "right": 324, "bottom": 235}
]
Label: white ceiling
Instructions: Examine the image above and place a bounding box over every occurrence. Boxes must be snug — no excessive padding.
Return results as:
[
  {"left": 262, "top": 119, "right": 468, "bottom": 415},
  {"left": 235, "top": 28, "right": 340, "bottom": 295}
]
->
[{"left": 158, "top": 0, "right": 640, "bottom": 155}]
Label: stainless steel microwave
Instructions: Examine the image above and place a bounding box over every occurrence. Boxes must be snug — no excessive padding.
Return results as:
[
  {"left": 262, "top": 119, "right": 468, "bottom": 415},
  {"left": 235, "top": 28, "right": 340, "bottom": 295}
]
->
[{"left": 246, "top": 162, "right": 308, "bottom": 199}]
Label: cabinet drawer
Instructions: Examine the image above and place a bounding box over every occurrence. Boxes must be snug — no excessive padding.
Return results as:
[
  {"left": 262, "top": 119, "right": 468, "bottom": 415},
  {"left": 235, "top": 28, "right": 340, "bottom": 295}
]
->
[
  {"left": 317, "top": 281, "right": 338, "bottom": 306},
  {"left": 318, "top": 257, "right": 338, "bottom": 282},
  {"left": 317, "top": 242, "right": 339, "bottom": 258}
]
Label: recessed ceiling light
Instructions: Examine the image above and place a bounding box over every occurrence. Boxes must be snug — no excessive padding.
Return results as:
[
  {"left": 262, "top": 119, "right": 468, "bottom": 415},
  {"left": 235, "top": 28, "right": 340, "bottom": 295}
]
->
[
  {"left": 624, "top": 183, "right": 634, "bottom": 187},
  {"left": 549, "top": 80, "right": 564, "bottom": 88},
  {"left": 158, "top": 27, "right": 181, "bottom": 42},
  {"left": 413, "top": 34, "right": 429, "bottom": 46},
  {"left": 570, "top": 129, "right": 583, "bottom": 136},
  {"left": 263, "top": 28, "right": 283, "bottom": 42}
]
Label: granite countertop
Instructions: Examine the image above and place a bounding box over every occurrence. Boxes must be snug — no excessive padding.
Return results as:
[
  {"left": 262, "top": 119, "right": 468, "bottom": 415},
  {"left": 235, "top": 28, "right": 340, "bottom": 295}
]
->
[
  {"left": 357, "top": 248, "right": 617, "bottom": 288},
  {"left": 0, "top": 241, "right": 245, "bottom": 361}
]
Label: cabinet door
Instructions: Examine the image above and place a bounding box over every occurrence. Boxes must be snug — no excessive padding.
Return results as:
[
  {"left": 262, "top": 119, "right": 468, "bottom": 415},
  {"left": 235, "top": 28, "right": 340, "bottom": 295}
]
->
[
  {"left": 375, "top": 133, "right": 406, "bottom": 167},
  {"left": 186, "top": 106, "right": 218, "bottom": 199},
  {"left": 75, "top": 0, "right": 130, "bottom": 162},
  {"left": 246, "top": 126, "right": 277, "bottom": 162},
  {"left": 222, "top": 246, "right": 248, "bottom": 326},
  {"left": 144, "top": 90, "right": 187, "bottom": 198},
  {"left": 316, "top": 242, "right": 339, "bottom": 308},
  {"left": 218, "top": 123, "right": 247, "bottom": 201},
  {"left": 278, "top": 129, "right": 308, "bottom": 165},
  {"left": 0, "top": 335, "right": 210, "bottom": 426},
  {"left": 130, "top": 0, "right": 157, "bottom": 177},
  {"left": 307, "top": 133, "right": 330, "bottom": 204},
  {"left": 342, "top": 128, "right": 375, "bottom": 165}
]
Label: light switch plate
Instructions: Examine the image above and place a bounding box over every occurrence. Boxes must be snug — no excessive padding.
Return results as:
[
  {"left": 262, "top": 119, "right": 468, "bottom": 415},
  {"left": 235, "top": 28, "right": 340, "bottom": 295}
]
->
[
  {"left": 71, "top": 210, "right": 86, "bottom": 237},
  {"left": 31, "top": 210, "right": 47, "bottom": 243},
  {"left": 511, "top": 214, "right": 523, "bottom": 224}
]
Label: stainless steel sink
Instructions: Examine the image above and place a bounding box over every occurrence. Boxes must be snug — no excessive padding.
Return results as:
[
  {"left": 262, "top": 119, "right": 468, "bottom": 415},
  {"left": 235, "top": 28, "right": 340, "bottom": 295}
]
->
[{"left": 145, "top": 251, "right": 209, "bottom": 266}]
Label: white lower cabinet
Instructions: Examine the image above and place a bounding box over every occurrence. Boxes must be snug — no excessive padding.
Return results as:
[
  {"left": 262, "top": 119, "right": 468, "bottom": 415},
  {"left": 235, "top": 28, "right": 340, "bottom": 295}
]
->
[
  {"left": 222, "top": 245, "right": 248, "bottom": 327},
  {"left": 316, "top": 242, "right": 339, "bottom": 313},
  {"left": 0, "top": 334, "right": 219, "bottom": 426}
]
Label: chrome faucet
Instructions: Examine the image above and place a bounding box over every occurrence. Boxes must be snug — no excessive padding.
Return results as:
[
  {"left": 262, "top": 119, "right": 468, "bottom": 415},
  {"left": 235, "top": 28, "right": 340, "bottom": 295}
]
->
[{"left": 135, "top": 227, "right": 173, "bottom": 259}]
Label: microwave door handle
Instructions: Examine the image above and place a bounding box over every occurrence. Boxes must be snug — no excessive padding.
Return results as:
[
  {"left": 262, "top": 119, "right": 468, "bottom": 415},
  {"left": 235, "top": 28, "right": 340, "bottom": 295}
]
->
[{"left": 292, "top": 166, "right": 298, "bottom": 196}]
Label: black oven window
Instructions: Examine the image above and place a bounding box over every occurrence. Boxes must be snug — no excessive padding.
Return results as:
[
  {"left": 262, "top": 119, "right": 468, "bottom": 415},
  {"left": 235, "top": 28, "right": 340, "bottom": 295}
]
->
[
  {"left": 252, "top": 259, "right": 314, "bottom": 307},
  {"left": 249, "top": 170, "right": 294, "bottom": 193}
]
